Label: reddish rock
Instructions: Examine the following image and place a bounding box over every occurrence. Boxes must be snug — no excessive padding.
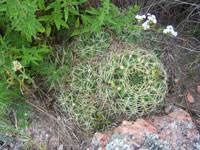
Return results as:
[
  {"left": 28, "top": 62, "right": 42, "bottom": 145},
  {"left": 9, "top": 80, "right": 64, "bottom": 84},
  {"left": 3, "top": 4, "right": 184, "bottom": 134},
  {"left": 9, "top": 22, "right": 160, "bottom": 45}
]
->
[
  {"left": 197, "top": 85, "right": 200, "bottom": 94},
  {"left": 87, "top": 108, "right": 200, "bottom": 150},
  {"left": 174, "top": 78, "right": 179, "bottom": 83},
  {"left": 112, "top": 119, "right": 157, "bottom": 143},
  {"left": 91, "top": 132, "right": 111, "bottom": 149},
  {"left": 187, "top": 91, "right": 195, "bottom": 103}
]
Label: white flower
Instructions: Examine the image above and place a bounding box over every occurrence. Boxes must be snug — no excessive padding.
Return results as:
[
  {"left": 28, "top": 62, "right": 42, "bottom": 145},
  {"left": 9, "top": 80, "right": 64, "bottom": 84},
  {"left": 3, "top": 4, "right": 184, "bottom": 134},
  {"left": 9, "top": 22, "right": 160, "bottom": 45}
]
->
[
  {"left": 171, "top": 30, "right": 178, "bottom": 36},
  {"left": 117, "top": 87, "right": 121, "bottom": 91},
  {"left": 147, "top": 14, "right": 157, "bottom": 24},
  {"left": 166, "top": 25, "right": 173, "bottom": 30},
  {"left": 171, "top": 29, "right": 178, "bottom": 36},
  {"left": 135, "top": 14, "right": 146, "bottom": 20},
  {"left": 163, "top": 28, "right": 169, "bottom": 34},
  {"left": 142, "top": 20, "right": 150, "bottom": 30},
  {"left": 163, "top": 25, "right": 178, "bottom": 36},
  {"left": 13, "top": 61, "right": 22, "bottom": 72},
  {"left": 172, "top": 32, "right": 178, "bottom": 36}
]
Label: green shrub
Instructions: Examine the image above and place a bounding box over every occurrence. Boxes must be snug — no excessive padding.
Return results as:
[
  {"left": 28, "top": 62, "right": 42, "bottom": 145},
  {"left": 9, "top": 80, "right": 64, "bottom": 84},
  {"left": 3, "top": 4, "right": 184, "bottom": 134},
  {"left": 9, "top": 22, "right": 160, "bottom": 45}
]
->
[
  {"left": 0, "top": 0, "right": 140, "bottom": 102},
  {"left": 0, "top": 0, "right": 110, "bottom": 133}
]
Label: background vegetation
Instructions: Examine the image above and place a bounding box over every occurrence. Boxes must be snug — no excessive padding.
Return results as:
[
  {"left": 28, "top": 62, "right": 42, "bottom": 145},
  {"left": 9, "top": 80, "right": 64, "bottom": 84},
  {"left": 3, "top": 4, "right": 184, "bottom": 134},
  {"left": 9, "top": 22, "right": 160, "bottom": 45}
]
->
[{"left": 0, "top": 0, "right": 199, "bottom": 149}]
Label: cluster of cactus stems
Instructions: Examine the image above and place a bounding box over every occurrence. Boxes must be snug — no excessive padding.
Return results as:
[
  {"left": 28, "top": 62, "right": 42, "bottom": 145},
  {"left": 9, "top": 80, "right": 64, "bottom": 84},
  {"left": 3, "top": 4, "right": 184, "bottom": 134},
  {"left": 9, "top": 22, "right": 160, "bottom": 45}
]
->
[{"left": 59, "top": 32, "right": 168, "bottom": 131}]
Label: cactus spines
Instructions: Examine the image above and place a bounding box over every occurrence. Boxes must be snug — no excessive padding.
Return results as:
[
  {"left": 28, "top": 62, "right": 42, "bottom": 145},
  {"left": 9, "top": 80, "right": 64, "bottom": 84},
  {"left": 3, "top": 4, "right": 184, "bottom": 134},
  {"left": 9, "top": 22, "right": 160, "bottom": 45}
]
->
[{"left": 59, "top": 32, "right": 167, "bottom": 131}]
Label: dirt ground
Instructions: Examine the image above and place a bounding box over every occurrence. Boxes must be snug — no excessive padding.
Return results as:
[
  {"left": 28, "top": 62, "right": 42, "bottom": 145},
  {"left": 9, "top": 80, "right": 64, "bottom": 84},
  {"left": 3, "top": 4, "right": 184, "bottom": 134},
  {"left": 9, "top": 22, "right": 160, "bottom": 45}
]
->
[
  {"left": 162, "top": 36, "right": 200, "bottom": 131},
  {"left": 24, "top": 97, "right": 90, "bottom": 150}
]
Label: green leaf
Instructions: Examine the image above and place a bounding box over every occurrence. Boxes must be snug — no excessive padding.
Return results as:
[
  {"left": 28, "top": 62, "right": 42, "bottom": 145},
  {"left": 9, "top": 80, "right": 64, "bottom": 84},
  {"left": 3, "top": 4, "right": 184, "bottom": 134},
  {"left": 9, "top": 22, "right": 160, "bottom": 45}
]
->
[
  {"left": 71, "top": 29, "right": 81, "bottom": 36},
  {"left": 157, "top": 27, "right": 164, "bottom": 33},
  {"left": 59, "top": 19, "right": 69, "bottom": 29},
  {"left": 0, "top": 5, "right": 6, "bottom": 12},
  {"left": 96, "top": 26, "right": 101, "bottom": 36},
  {"left": 106, "top": 18, "right": 116, "bottom": 25},
  {"left": 37, "top": 0, "right": 45, "bottom": 10},
  {"left": 39, "top": 15, "right": 51, "bottom": 21},
  {"left": 54, "top": 17, "right": 61, "bottom": 30},
  {"left": 134, "top": 4, "right": 140, "bottom": 11},
  {"left": 85, "top": 8, "right": 98, "bottom": 15},
  {"left": 81, "top": 27, "right": 91, "bottom": 33},
  {"left": 75, "top": 17, "right": 80, "bottom": 29},
  {"left": 105, "top": 0, "right": 110, "bottom": 14},
  {"left": 46, "top": 24, "right": 51, "bottom": 37},
  {"left": 64, "top": 6, "right": 69, "bottom": 21},
  {"left": 78, "top": 0, "right": 88, "bottom": 3},
  {"left": 98, "top": 12, "right": 105, "bottom": 25},
  {"left": 110, "top": 3, "right": 119, "bottom": 13},
  {"left": 45, "top": 1, "right": 56, "bottom": 11},
  {"left": 54, "top": 17, "right": 69, "bottom": 30},
  {"left": 68, "top": 7, "right": 79, "bottom": 15},
  {"left": 81, "top": 14, "right": 93, "bottom": 24},
  {"left": 90, "top": 21, "right": 100, "bottom": 33},
  {"left": 71, "top": 26, "right": 92, "bottom": 36},
  {"left": 35, "top": 21, "right": 45, "bottom": 33},
  {"left": 0, "top": 116, "right": 10, "bottom": 123},
  {"left": 71, "top": 1, "right": 79, "bottom": 5}
]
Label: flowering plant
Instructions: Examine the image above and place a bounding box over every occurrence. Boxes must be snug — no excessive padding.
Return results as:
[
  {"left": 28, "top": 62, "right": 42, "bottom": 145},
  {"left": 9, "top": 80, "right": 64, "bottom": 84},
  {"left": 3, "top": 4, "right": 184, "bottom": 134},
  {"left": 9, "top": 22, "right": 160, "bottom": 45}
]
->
[
  {"left": 136, "top": 13, "right": 157, "bottom": 30},
  {"left": 136, "top": 13, "right": 178, "bottom": 36},
  {"left": 13, "top": 61, "right": 23, "bottom": 72},
  {"left": 163, "top": 25, "right": 178, "bottom": 36}
]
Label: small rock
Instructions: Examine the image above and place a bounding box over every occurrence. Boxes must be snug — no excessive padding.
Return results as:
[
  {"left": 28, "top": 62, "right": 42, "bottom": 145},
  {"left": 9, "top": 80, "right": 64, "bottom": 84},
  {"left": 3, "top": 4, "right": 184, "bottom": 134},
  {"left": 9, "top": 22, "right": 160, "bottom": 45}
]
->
[
  {"left": 112, "top": 119, "right": 157, "bottom": 143},
  {"left": 187, "top": 91, "right": 195, "bottom": 103},
  {"left": 87, "top": 108, "right": 199, "bottom": 150},
  {"left": 174, "top": 78, "right": 179, "bottom": 83}
]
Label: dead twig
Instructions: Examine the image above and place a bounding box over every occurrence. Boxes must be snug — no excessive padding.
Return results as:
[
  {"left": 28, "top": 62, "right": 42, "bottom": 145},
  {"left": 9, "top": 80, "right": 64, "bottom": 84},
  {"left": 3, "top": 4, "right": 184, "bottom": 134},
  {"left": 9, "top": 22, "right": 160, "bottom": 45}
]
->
[{"left": 174, "top": 101, "right": 200, "bottom": 114}]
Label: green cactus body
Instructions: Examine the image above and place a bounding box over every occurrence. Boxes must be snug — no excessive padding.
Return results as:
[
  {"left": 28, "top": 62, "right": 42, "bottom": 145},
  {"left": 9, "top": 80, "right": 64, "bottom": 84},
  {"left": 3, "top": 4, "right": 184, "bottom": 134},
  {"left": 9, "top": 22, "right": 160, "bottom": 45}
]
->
[{"left": 59, "top": 32, "right": 167, "bottom": 131}]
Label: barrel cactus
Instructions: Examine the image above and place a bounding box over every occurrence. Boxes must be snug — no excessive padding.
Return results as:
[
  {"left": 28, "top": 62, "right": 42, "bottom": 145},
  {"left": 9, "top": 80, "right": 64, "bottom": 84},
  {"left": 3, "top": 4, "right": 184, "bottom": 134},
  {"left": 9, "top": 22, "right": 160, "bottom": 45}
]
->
[
  {"left": 59, "top": 41, "right": 167, "bottom": 131},
  {"left": 98, "top": 48, "right": 167, "bottom": 116}
]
